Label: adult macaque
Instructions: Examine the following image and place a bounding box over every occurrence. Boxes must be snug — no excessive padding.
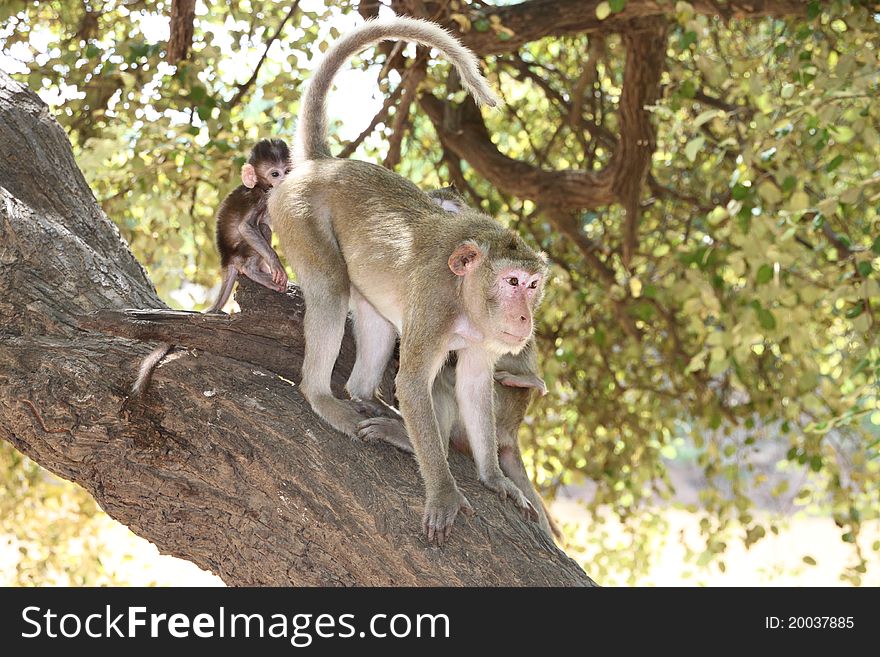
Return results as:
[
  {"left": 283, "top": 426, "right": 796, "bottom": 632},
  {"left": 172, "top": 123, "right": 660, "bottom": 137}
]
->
[
  {"left": 131, "top": 139, "right": 291, "bottom": 397},
  {"left": 270, "top": 18, "right": 549, "bottom": 543},
  {"left": 357, "top": 189, "right": 561, "bottom": 541}
]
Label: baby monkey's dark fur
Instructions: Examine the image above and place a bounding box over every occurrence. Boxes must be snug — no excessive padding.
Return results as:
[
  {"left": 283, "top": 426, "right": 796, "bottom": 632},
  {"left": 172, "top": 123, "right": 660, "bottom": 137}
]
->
[{"left": 130, "top": 139, "right": 291, "bottom": 398}]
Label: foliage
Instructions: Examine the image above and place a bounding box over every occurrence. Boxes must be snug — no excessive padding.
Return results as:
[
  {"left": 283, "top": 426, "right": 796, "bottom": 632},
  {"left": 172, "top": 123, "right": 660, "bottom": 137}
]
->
[
  {"left": 0, "top": 443, "right": 124, "bottom": 585},
  {"left": 1, "top": 0, "right": 878, "bottom": 584}
]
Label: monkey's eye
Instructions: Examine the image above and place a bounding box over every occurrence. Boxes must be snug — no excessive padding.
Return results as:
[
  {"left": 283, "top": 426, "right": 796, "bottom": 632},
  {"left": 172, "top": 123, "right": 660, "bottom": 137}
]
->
[
  {"left": 528, "top": 280, "right": 539, "bottom": 289},
  {"left": 507, "top": 277, "right": 519, "bottom": 287},
  {"left": 271, "top": 171, "right": 280, "bottom": 178},
  {"left": 284, "top": 168, "right": 292, "bottom": 174}
]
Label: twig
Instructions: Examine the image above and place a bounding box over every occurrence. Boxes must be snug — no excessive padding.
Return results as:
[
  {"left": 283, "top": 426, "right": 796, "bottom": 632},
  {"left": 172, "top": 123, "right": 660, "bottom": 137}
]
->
[{"left": 227, "top": 0, "right": 301, "bottom": 108}]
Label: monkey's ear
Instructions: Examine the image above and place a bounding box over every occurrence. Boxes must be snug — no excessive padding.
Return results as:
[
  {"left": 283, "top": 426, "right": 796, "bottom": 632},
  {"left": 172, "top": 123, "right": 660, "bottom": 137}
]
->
[
  {"left": 241, "top": 163, "right": 258, "bottom": 189},
  {"left": 432, "top": 196, "right": 466, "bottom": 214},
  {"left": 494, "top": 371, "right": 547, "bottom": 396},
  {"left": 448, "top": 241, "right": 485, "bottom": 276}
]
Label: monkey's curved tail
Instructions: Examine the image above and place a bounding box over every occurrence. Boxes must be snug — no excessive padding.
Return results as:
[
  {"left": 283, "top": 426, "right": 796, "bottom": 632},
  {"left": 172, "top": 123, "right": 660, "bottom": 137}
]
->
[
  {"left": 131, "top": 342, "right": 173, "bottom": 398},
  {"left": 295, "top": 16, "right": 498, "bottom": 162}
]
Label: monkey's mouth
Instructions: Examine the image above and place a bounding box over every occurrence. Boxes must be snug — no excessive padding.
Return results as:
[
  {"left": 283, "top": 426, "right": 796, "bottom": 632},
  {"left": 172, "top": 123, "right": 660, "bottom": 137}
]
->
[{"left": 501, "top": 331, "right": 529, "bottom": 344}]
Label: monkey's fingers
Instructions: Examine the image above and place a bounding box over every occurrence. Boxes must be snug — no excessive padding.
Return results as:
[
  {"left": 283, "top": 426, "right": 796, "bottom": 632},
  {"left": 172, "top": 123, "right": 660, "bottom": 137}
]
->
[
  {"left": 273, "top": 269, "right": 288, "bottom": 290},
  {"left": 481, "top": 474, "right": 539, "bottom": 522},
  {"left": 520, "top": 500, "right": 539, "bottom": 522},
  {"left": 423, "top": 491, "right": 473, "bottom": 545}
]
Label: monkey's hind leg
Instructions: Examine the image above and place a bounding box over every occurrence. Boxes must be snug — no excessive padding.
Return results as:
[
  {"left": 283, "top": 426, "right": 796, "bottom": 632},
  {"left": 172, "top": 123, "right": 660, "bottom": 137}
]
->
[
  {"left": 498, "top": 442, "right": 557, "bottom": 541},
  {"left": 347, "top": 288, "right": 398, "bottom": 416},
  {"left": 240, "top": 255, "right": 285, "bottom": 294},
  {"left": 357, "top": 417, "right": 414, "bottom": 453},
  {"left": 294, "top": 239, "right": 364, "bottom": 438}
]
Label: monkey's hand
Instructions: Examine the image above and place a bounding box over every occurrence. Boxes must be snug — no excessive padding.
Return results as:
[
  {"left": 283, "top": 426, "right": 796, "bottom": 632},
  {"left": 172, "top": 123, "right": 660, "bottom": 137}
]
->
[
  {"left": 424, "top": 486, "right": 474, "bottom": 546},
  {"left": 479, "top": 473, "right": 539, "bottom": 522}
]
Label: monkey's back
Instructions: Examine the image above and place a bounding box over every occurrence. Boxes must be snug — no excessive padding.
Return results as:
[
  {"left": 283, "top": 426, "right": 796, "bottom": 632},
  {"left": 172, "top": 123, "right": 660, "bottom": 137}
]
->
[
  {"left": 215, "top": 185, "right": 266, "bottom": 266},
  {"left": 276, "top": 157, "right": 538, "bottom": 274}
]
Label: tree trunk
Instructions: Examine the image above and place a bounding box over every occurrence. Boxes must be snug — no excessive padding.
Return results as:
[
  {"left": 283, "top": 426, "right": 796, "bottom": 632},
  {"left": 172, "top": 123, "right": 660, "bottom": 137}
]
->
[{"left": 0, "top": 71, "right": 594, "bottom": 586}]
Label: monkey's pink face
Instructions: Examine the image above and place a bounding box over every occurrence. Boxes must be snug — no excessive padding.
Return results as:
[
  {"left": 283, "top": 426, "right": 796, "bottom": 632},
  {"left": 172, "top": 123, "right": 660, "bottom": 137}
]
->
[
  {"left": 242, "top": 162, "right": 293, "bottom": 190},
  {"left": 494, "top": 268, "right": 544, "bottom": 346}
]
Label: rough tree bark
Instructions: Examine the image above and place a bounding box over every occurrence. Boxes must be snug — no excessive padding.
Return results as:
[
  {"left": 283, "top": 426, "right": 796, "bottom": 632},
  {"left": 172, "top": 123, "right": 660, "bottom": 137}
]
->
[
  {"left": 167, "top": 0, "right": 197, "bottom": 65},
  {"left": 0, "top": 72, "right": 594, "bottom": 585}
]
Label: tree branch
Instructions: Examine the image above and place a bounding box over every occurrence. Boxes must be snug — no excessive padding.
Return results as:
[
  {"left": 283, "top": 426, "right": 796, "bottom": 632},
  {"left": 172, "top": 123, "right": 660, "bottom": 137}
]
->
[
  {"left": 167, "top": 0, "right": 197, "bottom": 65},
  {"left": 610, "top": 19, "right": 668, "bottom": 267},
  {"left": 422, "top": 0, "right": 810, "bottom": 56}
]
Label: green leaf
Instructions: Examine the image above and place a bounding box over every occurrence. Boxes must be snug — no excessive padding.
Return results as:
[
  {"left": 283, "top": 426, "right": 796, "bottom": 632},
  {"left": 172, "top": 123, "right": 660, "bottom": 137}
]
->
[
  {"left": 845, "top": 301, "right": 864, "bottom": 319},
  {"left": 731, "top": 184, "right": 750, "bottom": 201},
  {"left": 756, "top": 264, "right": 774, "bottom": 285},
  {"left": 757, "top": 308, "right": 777, "bottom": 330},
  {"left": 825, "top": 154, "right": 844, "bottom": 172},
  {"left": 758, "top": 181, "right": 782, "bottom": 205},
  {"left": 679, "top": 31, "right": 697, "bottom": 50},
  {"left": 595, "top": 2, "right": 611, "bottom": 20},
  {"left": 803, "top": 555, "right": 817, "bottom": 566},
  {"left": 685, "top": 136, "right": 705, "bottom": 162},
  {"left": 872, "top": 236, "right": 880, "bottom": 255},
  {"left": 694, "top": 109, "right": 721, "bottom": 127},
  {"left": 609, "top": 0, "right": 627, "bottom": 11},
  {"left": 857, "top": 261, "right": 873, "bottom": 278},
  {"left": 788, "top": 190, "right": 809, "bottom": 211}
]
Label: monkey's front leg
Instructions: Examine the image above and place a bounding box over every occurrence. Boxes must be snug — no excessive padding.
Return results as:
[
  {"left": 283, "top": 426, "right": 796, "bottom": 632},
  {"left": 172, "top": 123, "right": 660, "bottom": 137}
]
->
[
  {"left": 396, "top": 343, "right": 473, "bottom": 544},
  {"left": 456, "top": 347, "right": 539, "bottom": 522}
]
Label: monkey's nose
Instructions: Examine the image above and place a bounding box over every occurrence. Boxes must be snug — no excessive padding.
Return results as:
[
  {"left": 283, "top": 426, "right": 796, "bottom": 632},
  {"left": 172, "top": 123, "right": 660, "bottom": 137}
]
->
[{"left": 519, "top": 315, "right": 527, "bottom": 322}]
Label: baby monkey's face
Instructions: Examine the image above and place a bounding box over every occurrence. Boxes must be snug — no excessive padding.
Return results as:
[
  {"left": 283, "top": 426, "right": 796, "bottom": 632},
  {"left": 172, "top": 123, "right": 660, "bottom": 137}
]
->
[{"left": 258, "top": 160, "right": 293, "bottom": 189}]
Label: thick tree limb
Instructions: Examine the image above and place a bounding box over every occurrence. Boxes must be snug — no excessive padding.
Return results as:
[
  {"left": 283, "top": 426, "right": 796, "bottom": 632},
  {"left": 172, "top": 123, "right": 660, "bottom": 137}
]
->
[
  {"left": 442, "top": 0, "right": 809, "bottom": 56},
  {"left": 610, "top": 20, "right": 667, "bottom": 267},
  {"left": 0, "top": 71, "right": 593, "bottom": 586},
  {"left": 421, "top": 93, "right": 616, "bottom": 206},
  {"left": 167, "top": 0, "right": 197, "bottom": 65}
]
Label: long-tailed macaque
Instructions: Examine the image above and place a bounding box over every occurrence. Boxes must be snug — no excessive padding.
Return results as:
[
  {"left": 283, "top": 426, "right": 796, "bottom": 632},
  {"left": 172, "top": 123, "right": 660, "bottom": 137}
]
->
[
  {"left": 131, "top": 139, "right": 291, "bottom": 397},
  {"left": 270, "top": 18, "right": 549, "bottom": 543},
  {"left": 356, "top": 189, "right": 561, "bottom": 541}
]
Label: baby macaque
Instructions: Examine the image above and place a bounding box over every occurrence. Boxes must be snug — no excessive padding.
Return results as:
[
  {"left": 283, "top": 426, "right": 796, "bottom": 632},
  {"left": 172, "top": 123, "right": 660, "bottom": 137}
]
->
[
  {"left": 214, "top": 138, "right": 291, "bottom": 304},
  {"left": 130, "top": 138, "right": 291, "bottom": 397}
]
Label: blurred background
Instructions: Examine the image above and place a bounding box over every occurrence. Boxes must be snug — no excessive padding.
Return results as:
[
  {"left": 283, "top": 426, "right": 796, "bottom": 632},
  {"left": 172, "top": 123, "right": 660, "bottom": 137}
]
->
[{"left": 1, "top": 0, "right": 878, "bottom": 586}]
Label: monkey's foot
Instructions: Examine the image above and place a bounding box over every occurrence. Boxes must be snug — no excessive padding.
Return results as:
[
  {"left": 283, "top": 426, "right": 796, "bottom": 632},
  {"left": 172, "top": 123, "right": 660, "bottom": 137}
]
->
[
  {"left": 304, "top": 393, "right": 364, "bottom": 438},
  {"left": 352, "top": 397, "right": 400, "bottom": 419},
  {"left": 479, "top": 474, "right": 539, "bottom": 522},
  {"left": 423, "top": 488, "right": 474, "bottom": 546},
  {"left": 356, "top": 417, "right": 414, "bottom": 454}
]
